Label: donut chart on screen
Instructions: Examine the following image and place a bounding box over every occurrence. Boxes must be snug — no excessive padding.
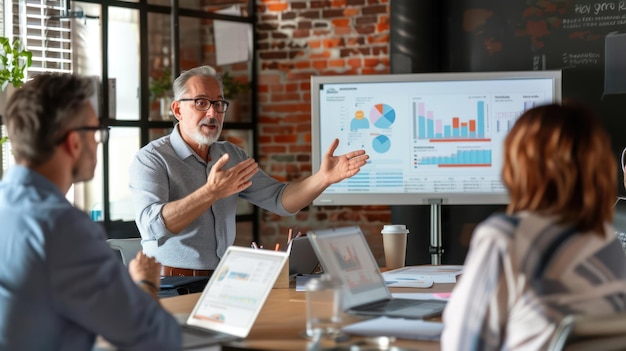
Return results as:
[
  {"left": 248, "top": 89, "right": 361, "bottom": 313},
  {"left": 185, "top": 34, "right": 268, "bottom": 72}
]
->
[
  {"left": 372, "top": 135, "right": 391, "bottom": 153},
  {"left": 370, "top": 103, "right": 396, "bottom": 129}
]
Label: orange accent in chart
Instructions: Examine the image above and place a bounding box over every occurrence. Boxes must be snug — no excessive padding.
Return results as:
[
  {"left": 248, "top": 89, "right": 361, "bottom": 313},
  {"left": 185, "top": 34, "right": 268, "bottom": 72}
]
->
[
  {"left": 355, "top": 110, "right": 364, "bottom": 119},
  {"left": 469, "top": 120, "right": 476, "bottom": 132},
  {"left": 452, "top": 117, "right": 459, "bottom": 129},
  {"left": 374, "top": 104, "right": 384, "bottom": 114}
]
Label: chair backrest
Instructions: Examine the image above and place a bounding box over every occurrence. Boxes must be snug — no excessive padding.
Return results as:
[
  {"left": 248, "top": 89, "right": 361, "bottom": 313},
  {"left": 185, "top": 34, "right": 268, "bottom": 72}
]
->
[
  {"left": 547, "top": 311, "right": 626, "bottom": 351},
  {"left": 106, "top": 238, "right": 142, "bottom": 267}
]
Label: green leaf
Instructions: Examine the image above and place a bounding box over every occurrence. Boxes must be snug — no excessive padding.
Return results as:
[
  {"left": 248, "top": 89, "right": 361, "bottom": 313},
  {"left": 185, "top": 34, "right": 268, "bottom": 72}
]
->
[
  {"left": 0, "top": 36, "right": 33, "bottom": 91},
  {"left": 221, "top": 71, "right": 250, "bottom": 99}
]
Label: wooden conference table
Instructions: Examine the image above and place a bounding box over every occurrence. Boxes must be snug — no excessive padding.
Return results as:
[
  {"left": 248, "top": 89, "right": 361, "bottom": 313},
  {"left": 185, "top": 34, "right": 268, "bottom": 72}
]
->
[{"left": 162, "top": 281, "right": 455, "bottom": 351}]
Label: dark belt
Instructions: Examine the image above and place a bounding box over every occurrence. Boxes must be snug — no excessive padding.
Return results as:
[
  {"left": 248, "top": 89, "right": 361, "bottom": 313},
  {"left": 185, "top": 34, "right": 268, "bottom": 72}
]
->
[{"left": 162, "top": 265, "right": 214, "bottom": 277}]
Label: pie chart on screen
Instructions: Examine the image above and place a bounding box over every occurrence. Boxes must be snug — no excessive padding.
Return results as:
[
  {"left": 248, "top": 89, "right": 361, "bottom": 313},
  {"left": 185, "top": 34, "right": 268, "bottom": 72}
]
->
[
  {"left": 372, "top": 135, "right": 391, "bottom": 153},
  {"left": 370, "top": 103, "right": 396, "bottom": 129}
]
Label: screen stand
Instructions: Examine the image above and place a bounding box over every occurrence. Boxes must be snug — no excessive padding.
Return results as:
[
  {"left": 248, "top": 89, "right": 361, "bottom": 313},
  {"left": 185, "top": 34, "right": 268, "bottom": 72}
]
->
[{"left": 428, "top": 199, "right": 443, "bottom": 265}]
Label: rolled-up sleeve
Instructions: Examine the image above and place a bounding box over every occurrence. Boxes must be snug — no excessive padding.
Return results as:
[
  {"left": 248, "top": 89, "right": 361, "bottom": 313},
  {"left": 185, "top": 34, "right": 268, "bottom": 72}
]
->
[{"left": 129, "top": 147, "right": 174, "bottom": 241}]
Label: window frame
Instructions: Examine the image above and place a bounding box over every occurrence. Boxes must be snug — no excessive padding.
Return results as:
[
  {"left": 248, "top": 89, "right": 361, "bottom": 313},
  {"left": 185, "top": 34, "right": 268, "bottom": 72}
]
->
[{"left": 1, "top": 0, "right": 259, "bottom": 242}]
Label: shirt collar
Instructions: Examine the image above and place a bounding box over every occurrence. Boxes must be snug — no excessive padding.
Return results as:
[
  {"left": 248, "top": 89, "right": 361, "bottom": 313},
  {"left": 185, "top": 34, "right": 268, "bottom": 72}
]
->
[
  {"left": 170, "top": 123, "right": 225, "bottom": 165},
  {"left": 2, "top": 165, "right": 66, "bottom": 200},
  {"left": 170, "top": 123, "right": 203, "bottom": 163}
]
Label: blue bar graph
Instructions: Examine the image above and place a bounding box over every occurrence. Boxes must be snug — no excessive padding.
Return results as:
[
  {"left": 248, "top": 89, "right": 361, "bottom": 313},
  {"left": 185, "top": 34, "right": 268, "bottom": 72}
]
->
[
  {"left": 418, "top": 150, "right": 492, "bottom": 166},
  {"left": 477, "top": 101, "right": 485, "bottom": 138}
]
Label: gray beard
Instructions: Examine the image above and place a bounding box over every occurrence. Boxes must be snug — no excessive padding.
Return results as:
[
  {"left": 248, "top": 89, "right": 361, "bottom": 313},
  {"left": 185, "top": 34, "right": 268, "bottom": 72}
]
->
[
  {"left": 192, "top": 118, "right": 221, "bottom": 145},
  {"left": 191, "top": 130, "right": 219, "bottom": 146}
]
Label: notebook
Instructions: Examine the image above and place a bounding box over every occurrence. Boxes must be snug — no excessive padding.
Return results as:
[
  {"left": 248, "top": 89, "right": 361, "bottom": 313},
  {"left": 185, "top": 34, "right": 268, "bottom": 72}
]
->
[
  {"left": 307, "top": 226, "right": 446, "bottom": 320},
  {"left": 288, "top": 236, "right": 320, "bottom": 275},
  {"left": 179, "top": 246, "right": 288, "bottom": 349}
]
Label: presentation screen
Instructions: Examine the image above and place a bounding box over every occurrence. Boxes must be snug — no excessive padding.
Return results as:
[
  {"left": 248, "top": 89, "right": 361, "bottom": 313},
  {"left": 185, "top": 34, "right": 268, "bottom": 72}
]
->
[{"left": 311, "top": 70, "right": 562, "bottom": 205}]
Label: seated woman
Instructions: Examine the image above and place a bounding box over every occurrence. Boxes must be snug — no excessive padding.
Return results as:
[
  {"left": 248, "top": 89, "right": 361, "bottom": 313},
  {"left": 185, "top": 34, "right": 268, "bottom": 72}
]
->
[{"left": 441, "top": 102, "right": 626, "bottom": 351}]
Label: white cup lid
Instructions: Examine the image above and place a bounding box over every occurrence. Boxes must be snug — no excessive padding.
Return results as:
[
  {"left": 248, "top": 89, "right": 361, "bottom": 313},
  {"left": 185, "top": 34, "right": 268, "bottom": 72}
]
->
[{"left": 381, "top": 224, "right": 409, "bottom": 234}]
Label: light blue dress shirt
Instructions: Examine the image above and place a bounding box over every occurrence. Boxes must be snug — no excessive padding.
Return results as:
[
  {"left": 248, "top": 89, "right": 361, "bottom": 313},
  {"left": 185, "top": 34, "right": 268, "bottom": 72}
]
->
[
  {"left": 0, "top": 166, "right": 182, "bottom": 351},
  {"left": 129, "top": 125, "right": 293, "bottom": 270}
]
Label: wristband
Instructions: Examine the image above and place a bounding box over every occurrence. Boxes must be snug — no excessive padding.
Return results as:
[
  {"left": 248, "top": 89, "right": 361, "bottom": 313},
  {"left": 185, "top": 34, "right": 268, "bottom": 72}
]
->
[{"left": 137, "top": 279, "right": 159, "bottom": 292}]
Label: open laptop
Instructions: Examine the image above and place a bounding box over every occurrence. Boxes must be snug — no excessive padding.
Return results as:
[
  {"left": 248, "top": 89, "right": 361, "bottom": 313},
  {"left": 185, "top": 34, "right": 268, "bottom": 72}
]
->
[
  {"left": 179, "top": 246, "right": 288, "bottom": 349},
  {"left": 289, "top": 235, "right": 320, "bottom": 275},
  {"left": 307, "top": 226, "right": 446, "bottom": 320}
]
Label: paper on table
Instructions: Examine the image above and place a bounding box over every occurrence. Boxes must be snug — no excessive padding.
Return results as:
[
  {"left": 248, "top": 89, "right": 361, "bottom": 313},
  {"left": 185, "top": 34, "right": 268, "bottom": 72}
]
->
[
  {"left": 385, "top": 277, "right": 433, "bottom": 288},
  {"left": 391, "top": 292, "right": 452, "bottom": 300},
  {"left": 342, "top": 316, "right": 443, "bottom": 341},
  {"left": 382, "top": 265, "right": 463, "bottom": 283}
]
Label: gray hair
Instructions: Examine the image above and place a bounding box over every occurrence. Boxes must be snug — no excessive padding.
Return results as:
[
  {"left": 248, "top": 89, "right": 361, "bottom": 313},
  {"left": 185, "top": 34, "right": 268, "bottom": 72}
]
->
[
  {"left": 4, "top": 73, "right": 96, "bottom": 166},
  {"left": 172, "top": 65, "right": 223, "bottom": 100}
]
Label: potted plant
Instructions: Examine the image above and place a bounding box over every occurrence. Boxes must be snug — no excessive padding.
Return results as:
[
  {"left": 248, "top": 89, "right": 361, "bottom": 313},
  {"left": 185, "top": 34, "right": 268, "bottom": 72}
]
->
[
  {"left": 221, "top": 71, "right": 250, "bottom": 99},
  {"left": 0, "top": 36, "right": 33, "bottom": 91},
  {"left": 1, "top": 36, "right": 32, "bottom": 163},
  {"left": 149, "top": 67, "right": 172, "bottom": 101},
  {"left": 149, "top": 68, "right": 173, "bottom": 120},
  {"left": 221, "top": 72, "right": 250, "bottom": 122}
]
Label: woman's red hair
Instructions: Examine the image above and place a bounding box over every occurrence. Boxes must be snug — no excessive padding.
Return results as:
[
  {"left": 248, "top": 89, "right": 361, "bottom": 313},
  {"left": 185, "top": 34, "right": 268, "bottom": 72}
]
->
[{"left": 502, "top": 102, "right": 616, "bottom": 234}]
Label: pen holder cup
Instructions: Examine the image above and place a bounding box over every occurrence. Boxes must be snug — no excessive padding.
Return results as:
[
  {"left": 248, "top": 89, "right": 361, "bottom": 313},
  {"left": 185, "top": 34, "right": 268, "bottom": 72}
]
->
[{"left": 273, "top": 261, "right": 290, "bottom": 289}]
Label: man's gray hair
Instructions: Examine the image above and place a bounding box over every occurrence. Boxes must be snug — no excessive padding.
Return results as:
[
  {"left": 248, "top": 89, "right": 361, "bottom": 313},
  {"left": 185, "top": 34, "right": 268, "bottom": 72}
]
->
[{"left": 172, "top": 65, "right": 223, "bottom": 100}]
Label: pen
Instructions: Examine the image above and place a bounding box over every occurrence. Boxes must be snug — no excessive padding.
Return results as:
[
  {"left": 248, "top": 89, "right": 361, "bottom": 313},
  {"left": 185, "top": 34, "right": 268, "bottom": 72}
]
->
[
  {"left": 251, "top": 242, "right": 259, "bottom": 249},
  {"left": 274, "top": 243, "right": 280, "bottom": 251},
  {"left": 287, "top": 228, "right": 293, "bottom": 244}
]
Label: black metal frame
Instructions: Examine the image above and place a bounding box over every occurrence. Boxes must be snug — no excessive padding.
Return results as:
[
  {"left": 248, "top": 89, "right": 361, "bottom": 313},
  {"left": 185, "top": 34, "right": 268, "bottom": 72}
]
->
[{"left": 73, "top": 0, "right": 258, "bottom": 240}]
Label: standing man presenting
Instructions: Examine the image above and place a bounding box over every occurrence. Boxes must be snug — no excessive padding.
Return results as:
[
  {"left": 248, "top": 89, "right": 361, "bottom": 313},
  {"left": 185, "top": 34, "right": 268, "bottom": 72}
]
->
[
  {"left": 129, "top": 65, "right": 369, "bottom": 276},
  {"left": 0, "top": 74, "right": 181, "bottom": 350}
]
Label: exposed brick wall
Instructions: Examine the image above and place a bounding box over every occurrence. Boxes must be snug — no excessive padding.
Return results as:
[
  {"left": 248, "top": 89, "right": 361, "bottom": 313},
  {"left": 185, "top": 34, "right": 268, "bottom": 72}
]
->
[{"left": 256, "top": 0, "right": 392, "bottom": 262}]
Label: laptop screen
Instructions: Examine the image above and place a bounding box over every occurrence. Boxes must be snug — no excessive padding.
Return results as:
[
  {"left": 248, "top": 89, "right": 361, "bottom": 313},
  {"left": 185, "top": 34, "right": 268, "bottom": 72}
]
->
[
  {"left": 307, "top": 226, "right": 391, "bottom": 309},
  {"left": 186, "top": 246, "right": 288, "bottom": 338}
]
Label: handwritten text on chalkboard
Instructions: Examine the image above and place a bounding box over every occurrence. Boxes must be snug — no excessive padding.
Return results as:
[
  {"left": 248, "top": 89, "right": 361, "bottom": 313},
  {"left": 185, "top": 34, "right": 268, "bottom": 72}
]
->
[{"left": 575, "top": 1, "right": 626, "bottom": 15}]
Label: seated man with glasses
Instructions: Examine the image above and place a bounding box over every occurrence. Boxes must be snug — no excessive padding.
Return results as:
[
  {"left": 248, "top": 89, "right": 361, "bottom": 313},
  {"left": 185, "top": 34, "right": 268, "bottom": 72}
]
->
[
  {"left": 56, "top": 125, "right": 110, "bottom": 145},
  {"left": 129, "top": 65, "right": 369, "bottom": 277},
  {"left": 0, "top": 74, "right": 181, "bottom": 350}
]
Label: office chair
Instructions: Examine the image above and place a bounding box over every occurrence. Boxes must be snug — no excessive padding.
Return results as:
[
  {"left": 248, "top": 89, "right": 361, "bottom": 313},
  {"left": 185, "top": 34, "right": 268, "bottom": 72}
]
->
[
  {"left": 106, "top": 238, "right": 142, "bottom": 267},
  {"left": 546, "top": 311, "right": 626, "bottom": 351}
]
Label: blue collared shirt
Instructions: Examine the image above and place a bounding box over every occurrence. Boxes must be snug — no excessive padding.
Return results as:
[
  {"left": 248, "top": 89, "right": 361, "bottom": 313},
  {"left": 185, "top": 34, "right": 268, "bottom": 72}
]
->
[
  {"left": 129, "top": 125, "right": 293, "bottom": 270},
  {"left": 0, "top": 166, "right": 181, "bottom": 351}
]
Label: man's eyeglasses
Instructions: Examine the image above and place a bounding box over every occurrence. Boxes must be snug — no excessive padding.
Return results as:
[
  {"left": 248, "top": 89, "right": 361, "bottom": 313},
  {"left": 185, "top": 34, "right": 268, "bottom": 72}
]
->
[
  {"left": 178, "top": 98, "right": 229, "bottom": 113},
  {"left": 56, "top": 126, "right": 110, "bottom": 145}
]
